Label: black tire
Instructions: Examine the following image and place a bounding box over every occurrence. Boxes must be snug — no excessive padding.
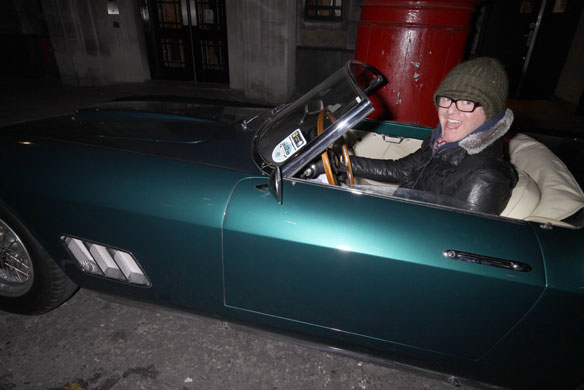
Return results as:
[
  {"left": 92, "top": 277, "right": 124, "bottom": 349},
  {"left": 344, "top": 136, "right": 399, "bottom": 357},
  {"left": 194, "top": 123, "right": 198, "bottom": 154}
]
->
[{"left": 0, "top": 207, "right": 78, "bottom": 315}]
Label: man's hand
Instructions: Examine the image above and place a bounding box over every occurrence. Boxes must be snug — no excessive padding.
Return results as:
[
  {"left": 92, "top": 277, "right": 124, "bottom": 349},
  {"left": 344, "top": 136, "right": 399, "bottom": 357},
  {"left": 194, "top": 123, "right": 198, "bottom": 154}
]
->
[
  {"left": 301, "top": 150, "right": 350, "bottom": 179},
  {"left": 301, "top": 159, "right": 325, "bottom": 179}
]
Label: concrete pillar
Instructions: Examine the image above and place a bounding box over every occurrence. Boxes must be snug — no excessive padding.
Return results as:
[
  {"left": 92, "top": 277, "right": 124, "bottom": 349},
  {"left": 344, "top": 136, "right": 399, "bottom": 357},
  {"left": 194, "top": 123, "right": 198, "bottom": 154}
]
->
[
  {"left": 41, "top": 0, "right": 150, "bottom": 85},
  {"left": 226, "top": 0, "right": 296, "bottom": 103}
]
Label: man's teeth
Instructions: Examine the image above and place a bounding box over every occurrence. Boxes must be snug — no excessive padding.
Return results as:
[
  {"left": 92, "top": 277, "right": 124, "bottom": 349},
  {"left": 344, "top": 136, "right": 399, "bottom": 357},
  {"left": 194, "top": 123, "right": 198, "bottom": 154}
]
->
[{"left": 447, "top": 119, "right": 462, "bottom": 124}]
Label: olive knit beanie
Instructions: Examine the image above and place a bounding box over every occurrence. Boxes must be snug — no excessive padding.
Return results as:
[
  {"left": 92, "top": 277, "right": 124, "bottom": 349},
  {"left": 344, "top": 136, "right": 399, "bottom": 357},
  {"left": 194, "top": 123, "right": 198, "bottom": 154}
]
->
[{"left": 434, "top": 57, "right": 509, "bottom": 120}]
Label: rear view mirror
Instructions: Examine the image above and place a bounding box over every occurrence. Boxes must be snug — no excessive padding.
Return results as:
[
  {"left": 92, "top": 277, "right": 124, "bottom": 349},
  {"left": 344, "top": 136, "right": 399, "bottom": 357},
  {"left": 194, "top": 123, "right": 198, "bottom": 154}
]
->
[{"left": 269, "top": 166, "right": 283, "bottom": 204}]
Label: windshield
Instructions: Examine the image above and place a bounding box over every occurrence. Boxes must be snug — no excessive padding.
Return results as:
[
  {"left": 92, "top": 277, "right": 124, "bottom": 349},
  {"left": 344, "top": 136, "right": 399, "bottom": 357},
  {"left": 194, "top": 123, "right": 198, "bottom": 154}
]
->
[{"left": 252, "top": 61, "right": 385, "bottom": 177}]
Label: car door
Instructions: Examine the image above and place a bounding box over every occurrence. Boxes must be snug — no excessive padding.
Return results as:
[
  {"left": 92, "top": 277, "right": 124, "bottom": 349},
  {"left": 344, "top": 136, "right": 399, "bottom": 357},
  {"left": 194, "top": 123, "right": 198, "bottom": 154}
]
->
[{"left": 222, "top": 178, "right": 545, "bottom": 359}]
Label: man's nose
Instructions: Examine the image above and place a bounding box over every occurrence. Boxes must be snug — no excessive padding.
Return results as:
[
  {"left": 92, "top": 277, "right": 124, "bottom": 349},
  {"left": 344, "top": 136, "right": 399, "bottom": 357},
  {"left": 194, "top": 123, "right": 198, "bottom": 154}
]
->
[{"left": 447, "top": 103, "right": 459, "bottom": 114}]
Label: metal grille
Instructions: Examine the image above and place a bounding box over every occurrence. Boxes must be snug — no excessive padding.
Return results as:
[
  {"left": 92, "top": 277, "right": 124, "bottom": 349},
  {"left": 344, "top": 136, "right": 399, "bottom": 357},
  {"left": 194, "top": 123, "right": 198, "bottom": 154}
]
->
[
  {"left": 305, "top": 0, "right": 343, "bottom": 20},
  {"left": 200, "top": 39, "right": 225, "bottom": 70},
  {"left": 157, "top": 0, "right": 183, "bottom": 29},
  {"left": 161, "top": 37, "right": 186, "bottom": 68},
  {"left": 194, "top": 0, "right": 226, "bottom": 31}
]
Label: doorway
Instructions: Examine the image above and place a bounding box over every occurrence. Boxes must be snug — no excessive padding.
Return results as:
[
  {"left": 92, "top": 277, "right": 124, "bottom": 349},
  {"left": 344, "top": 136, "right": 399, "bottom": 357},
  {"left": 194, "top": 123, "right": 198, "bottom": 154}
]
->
[
  {"left": 473, "top": 0, "right": 583, "bottom": 99},
  {"left": 143, "top": 0, "right": 229, "bottom": 83}
]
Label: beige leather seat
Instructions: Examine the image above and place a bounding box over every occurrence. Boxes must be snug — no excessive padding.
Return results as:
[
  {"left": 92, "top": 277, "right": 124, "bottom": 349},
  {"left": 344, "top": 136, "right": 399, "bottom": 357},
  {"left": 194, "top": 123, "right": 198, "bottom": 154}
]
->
[
  {"left": 500, "top": 168, "right": 541, "bottom": 219},
  {"left": 506, "top": 133, "right": 584, "bottom": 226}
]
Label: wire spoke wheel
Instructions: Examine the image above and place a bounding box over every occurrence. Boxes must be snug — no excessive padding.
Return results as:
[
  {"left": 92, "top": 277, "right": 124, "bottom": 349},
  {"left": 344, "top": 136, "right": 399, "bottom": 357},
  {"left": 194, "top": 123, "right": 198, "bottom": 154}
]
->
[
  {"left": 0, "top": 207, "right": 78, "bottom": 314},
  {"left": 0, "top": 217, "right": 34, "bottom": 297}
]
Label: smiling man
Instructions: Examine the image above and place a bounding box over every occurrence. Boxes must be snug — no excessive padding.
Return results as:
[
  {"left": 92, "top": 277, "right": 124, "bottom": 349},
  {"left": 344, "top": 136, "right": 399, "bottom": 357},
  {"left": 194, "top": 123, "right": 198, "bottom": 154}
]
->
[{"left": 349, "top": 57, "right": 517, "bottom": 214}]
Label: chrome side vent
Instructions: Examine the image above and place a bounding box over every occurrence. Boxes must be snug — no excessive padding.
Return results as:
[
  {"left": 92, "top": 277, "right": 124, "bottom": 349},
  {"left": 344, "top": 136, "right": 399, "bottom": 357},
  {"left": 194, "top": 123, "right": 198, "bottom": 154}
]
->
[
  {"left": 61, "top": 236, "right": 151, "bottom": 286},
  {"left": 88, "top": 243, "right": 125, "bottom": 281}
]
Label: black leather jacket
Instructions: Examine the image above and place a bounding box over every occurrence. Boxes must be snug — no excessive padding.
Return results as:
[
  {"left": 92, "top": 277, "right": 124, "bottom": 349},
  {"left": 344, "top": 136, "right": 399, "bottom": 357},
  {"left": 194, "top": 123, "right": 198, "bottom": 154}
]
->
[{"left": 350, "top": 109, "right": 518, "bottom": 215}]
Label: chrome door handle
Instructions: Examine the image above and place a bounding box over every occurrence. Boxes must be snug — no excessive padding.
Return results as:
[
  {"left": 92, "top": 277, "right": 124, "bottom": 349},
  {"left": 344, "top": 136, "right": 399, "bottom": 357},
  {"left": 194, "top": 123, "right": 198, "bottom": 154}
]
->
[{"left": 443, "top": 249, "right": 532, "bottom": 272}]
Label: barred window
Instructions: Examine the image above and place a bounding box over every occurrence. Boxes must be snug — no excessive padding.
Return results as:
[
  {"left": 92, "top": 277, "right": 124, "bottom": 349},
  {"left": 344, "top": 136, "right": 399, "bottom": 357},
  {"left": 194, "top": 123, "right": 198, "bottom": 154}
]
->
[
  {"left": 157, "top": 0, "right": 183, "bottom": 29},
  {"left": 305, "top": 0, "right": 343, "bottom": 21}
]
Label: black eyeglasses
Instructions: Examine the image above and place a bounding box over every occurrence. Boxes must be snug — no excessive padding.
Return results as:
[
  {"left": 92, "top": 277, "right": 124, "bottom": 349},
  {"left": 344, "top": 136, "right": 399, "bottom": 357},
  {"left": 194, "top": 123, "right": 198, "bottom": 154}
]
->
[{"left": 436, "top": 96, "right": 481, "bottom": 112}]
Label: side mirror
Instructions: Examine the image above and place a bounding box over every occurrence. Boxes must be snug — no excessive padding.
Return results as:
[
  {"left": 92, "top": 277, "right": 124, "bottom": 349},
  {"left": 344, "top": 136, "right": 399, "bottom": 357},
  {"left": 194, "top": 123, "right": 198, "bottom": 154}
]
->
[{"left": 269, "top": 166, "right": 283, "bottom": 204}]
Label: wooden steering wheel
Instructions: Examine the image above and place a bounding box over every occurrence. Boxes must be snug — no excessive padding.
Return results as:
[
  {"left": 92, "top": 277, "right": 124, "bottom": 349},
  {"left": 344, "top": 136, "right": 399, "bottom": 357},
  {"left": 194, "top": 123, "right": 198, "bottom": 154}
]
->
[{"left": 316, "top": 109, "right": 354, "bottom": 186}]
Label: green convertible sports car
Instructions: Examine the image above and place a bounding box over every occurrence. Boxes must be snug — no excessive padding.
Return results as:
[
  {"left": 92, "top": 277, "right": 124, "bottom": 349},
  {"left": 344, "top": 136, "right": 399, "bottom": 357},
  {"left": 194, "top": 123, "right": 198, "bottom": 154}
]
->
[{"left": 1, "top": 61, "right": 584, "bottom": 388}]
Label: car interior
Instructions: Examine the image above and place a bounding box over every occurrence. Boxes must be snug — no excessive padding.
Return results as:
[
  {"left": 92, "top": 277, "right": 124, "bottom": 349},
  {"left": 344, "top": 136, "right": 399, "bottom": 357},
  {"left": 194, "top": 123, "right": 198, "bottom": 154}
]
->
[{"left": 344, "top": 129, "right": 584, "bottom": 228}]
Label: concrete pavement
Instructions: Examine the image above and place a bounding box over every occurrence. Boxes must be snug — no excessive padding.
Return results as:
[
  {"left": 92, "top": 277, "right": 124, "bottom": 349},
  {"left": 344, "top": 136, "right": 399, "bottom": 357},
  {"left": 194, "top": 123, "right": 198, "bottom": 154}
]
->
[{"left": 1, "top": 289, "right": 482, "bottom": 390}]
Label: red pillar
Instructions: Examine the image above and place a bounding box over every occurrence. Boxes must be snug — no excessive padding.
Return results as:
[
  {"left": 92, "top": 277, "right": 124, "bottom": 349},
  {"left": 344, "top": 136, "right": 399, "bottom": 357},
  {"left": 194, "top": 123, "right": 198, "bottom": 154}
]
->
[{"left": 355, "top": 0, "right": 479, "bottom": 127}]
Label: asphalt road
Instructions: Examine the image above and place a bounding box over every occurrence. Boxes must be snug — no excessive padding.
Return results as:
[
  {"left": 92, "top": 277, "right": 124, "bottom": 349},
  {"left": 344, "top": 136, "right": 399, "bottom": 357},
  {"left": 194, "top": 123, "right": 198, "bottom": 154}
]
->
[{"left": 0, "top": 289, "right": 482, "bottom": 390}]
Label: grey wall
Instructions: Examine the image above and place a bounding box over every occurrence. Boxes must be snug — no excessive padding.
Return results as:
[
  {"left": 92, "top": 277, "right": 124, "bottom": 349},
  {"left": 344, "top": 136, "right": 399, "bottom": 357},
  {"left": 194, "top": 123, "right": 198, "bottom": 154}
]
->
[
  {"left": 226, "top": 0, "right": 360, "bottom": 101},
  {"left": 296, "top": 0, "right": 360, "bottom": 49},
  {"left": 295, "top": 0, "right": 361, "bottom": 94},
  {"left": 227, "top": 0, "right": 296, "bottom": 103},
  {"left": 41, "top": 0, "right": 149, "bottom": 85}
]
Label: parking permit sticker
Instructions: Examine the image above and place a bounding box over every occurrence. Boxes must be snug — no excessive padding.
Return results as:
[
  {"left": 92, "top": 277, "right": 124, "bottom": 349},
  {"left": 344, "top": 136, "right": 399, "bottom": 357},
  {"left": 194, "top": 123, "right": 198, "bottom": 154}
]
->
[{"left": 272, "top": 129, "right": 307, "bottom": 163}]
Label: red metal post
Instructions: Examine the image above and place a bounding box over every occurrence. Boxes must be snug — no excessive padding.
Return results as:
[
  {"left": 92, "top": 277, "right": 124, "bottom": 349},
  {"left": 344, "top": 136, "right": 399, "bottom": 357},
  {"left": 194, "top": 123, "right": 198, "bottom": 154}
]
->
[{"left": 355, "top": 0, "right": 479, "bottom": 127}]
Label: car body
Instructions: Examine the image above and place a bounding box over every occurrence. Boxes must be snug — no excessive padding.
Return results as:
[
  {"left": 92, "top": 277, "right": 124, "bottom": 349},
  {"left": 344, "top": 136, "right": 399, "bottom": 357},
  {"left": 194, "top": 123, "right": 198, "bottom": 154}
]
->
[{"left": 1, "top": 61, "right": 584, "bottom": 388}]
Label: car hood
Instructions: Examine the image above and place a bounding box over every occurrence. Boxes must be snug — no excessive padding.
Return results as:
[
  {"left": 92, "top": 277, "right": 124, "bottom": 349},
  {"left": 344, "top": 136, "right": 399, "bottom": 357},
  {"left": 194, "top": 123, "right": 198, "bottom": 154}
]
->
[{"left": 3, "top": 99, "right": 270, "bottom": 174}]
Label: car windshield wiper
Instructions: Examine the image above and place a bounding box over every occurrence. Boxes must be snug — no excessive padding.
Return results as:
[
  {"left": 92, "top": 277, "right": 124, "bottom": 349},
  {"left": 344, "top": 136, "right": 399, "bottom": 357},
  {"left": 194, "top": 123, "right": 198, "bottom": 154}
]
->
[
  {"left": 241, "top": 102, "right": 290, "bottom": 132},
  {"left": 241, "top": 115, "right": 260, "bottom": 131},
  {"left": 241, "top": 109, "right": 273, "bottom": 132}
]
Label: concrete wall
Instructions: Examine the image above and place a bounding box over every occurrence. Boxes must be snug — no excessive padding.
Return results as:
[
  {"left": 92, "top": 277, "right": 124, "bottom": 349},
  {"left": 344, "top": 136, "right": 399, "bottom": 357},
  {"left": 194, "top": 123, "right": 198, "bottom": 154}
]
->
[
  {"left": 295, "top": 0, "right": 361, "bottom": 94},
  {"left": 226, "top": 0, "right": 296, "bottom": 103},
  {"left": 555, "top": 8, "right": 584, "bottom": 108},
  {"left": 296, "top": 0, "right": 360, "bottom": 49},
  {"left": 41, "top": 0, "right": 150, "bottom": 85},
  {"left": 226, "top": 0, "right": 361, "bottom": 100}
]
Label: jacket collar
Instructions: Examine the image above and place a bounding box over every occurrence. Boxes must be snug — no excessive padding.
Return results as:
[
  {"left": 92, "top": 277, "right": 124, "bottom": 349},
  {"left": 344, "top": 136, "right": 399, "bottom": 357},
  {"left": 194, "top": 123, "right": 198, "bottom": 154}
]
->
[{"left": 459, "top": 109, "right": 514, "bottom": 155}]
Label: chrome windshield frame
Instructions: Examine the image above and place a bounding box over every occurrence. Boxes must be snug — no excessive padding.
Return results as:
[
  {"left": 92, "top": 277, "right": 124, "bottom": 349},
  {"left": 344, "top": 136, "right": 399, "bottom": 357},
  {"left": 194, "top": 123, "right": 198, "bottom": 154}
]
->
[
  {"left": 252, "top": 61, "right": 386, "bottom": 179},
  {"left": 281, "top": 61, "right": 383, "bottom": 178},
  {"left": 280, "top": 97, "right": 373, "bottom": 179}
]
